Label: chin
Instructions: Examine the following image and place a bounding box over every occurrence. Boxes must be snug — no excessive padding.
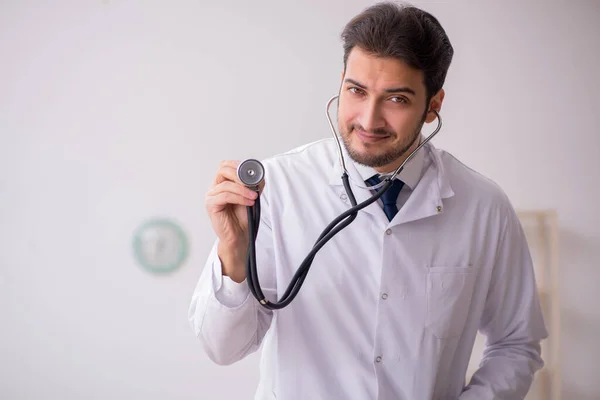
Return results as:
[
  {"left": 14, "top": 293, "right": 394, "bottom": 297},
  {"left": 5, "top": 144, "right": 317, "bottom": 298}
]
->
[
  {"left": 346, "top": 142, "right": 387, "bottom": 167},
  {"left": 355, "top": 133, "right": 395, "bottom": 151}
]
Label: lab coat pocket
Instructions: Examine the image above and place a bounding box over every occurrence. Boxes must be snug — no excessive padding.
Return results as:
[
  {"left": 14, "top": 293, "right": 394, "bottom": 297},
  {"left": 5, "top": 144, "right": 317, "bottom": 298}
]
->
[{"left": 425, "top": 265, "right": 475, "bottom": 340}]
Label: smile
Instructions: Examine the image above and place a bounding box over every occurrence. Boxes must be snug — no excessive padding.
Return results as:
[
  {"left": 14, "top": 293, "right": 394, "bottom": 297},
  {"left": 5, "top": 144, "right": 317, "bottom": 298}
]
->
[{"left": 355, "top": 130, "right": 390, "bottom": 143}]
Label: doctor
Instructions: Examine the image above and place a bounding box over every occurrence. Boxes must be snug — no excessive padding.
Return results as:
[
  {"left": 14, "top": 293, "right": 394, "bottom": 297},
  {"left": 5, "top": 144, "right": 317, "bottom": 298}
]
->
[{"left": 189, "top": 2, "right": 548, "bottom": 399}]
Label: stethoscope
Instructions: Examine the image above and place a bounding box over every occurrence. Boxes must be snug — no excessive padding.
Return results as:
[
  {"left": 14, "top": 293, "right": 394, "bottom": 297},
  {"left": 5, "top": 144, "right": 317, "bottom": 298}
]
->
[{"left": 236, "top": 95, "right": 442, "bottom": 310}]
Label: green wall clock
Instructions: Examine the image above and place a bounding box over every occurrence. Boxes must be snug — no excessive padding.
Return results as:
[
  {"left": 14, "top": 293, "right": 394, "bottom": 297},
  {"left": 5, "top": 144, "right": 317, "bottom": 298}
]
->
[{"left": 132, "top": 217, "right": 189, "bottom": 274}]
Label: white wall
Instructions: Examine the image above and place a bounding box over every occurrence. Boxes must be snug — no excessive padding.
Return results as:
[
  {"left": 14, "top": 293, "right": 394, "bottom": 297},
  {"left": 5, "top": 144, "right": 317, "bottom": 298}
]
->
[{"left": 1, "top": 1, "right": 598, "bottom": 399}]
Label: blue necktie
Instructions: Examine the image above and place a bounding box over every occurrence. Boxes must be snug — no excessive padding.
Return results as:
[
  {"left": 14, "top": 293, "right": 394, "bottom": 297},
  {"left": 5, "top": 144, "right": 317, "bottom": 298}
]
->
[{"left": 365, "top": 175, "right": 405, "bottom": 221}]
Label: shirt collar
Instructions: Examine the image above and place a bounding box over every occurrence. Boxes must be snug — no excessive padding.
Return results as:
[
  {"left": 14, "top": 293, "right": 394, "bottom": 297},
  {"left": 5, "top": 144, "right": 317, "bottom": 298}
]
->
[{"left": 351, "top": 136, "right": 426, "bottom": 190}]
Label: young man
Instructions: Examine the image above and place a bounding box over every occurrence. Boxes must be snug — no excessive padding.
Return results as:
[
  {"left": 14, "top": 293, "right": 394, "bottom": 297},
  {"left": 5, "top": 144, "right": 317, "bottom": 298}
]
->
[{"left": 190, "top": 3, "right": 548, "bottom": 399}]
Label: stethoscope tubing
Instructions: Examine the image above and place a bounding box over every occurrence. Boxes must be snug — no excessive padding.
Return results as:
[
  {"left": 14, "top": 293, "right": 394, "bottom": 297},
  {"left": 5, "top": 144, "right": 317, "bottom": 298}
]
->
[{"left": 244, "top": 96, "right": 442, "bottom": 310}]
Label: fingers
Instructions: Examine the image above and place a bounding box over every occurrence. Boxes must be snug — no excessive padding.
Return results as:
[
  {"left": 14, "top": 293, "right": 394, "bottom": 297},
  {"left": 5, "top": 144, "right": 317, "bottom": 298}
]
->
[
  {"left": 208, "top": 180, "right": 258, "bottom": 201},
  {"left": 213, "top": 160, "right": 266, "bottom": 195},
  {"left": 206, "top": 191, "right": 255, "bottom": 210},
  {"left": 214, "top": 160, "right": 242, "bottom": 185},
  {"left": 214, "top": 165, "right": 243, "bottom": 186}
]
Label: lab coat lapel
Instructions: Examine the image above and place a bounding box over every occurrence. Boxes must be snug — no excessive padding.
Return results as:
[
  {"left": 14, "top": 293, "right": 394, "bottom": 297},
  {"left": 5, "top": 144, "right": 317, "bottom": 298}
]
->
[
  {"left": 389, "top": 144, "right": 455, "bottom": 227},
  {"left": 327, "top": 138, "right": 454, "bottom": 225},
  {"left": 389, "top": 165, "right": 442, "bottom": 227}
]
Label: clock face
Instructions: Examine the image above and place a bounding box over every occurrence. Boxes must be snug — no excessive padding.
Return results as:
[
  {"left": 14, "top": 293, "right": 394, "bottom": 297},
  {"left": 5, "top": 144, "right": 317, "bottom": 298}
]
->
[{"left": 132, "top": 218, "right": 188, "bottom": 274}]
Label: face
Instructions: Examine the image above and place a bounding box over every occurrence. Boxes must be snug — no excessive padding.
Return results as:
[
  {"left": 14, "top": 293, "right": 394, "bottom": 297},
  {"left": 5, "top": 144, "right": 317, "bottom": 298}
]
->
[{"left": 337, "top": 46, "right": 444, "bottom": 172}]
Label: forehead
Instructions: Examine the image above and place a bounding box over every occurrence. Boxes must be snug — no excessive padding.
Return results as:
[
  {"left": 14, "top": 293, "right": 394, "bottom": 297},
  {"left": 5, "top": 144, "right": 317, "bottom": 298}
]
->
[{"left": 345, "top": 47, "right": 425, "bottom": 93}]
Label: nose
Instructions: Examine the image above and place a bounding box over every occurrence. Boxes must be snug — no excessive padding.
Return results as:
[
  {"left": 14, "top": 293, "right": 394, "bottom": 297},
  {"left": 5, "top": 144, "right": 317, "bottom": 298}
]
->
[{"left": 357, "top": 99, "right": 386, "bottom": 132}]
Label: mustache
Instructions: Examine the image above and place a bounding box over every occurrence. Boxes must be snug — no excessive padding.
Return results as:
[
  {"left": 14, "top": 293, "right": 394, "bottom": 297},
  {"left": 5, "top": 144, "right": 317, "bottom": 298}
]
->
[{"left": 349, "top": 124, "right": 394, "bottom": 137}]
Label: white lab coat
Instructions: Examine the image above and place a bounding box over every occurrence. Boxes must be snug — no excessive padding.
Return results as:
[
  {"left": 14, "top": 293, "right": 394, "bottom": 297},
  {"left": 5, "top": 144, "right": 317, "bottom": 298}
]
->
[{"left": 188, "top": 137, "right": 548, "bottom": 400}]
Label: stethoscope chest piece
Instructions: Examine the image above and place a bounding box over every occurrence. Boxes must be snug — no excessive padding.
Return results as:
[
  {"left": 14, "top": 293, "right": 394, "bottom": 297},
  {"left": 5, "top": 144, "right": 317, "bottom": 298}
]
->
[{"left": 237, "top": 159, "right": 265, "bottom": 189}]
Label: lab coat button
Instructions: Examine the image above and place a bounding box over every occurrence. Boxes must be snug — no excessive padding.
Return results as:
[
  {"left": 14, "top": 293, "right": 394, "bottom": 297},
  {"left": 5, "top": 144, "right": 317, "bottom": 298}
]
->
[
  {"left": 375, "top": 356, "right": 382, "bottom": 363},
  {"left": 381, "top": 293, "right": 388, "bottom": 300},
  {"left": 340, "top": 193, "right": 348, "bottom": 201},
  {"left": 385, "top": 229, "right": 392, "bottom": 235}
]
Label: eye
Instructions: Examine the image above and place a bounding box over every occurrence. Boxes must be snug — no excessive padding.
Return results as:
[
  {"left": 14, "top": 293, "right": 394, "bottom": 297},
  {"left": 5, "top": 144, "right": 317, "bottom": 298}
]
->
[
  {"left": 348, "top": 86, "right": 364, "bottom": 96},
  {"left": 390, "top": 96, "right": 408, "bottom": 104}
]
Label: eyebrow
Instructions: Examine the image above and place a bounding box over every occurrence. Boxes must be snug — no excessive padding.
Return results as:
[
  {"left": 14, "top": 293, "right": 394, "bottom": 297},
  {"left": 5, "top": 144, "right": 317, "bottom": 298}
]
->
[{"left": 344, "top": 78, "right": 416, "bottom": 96}]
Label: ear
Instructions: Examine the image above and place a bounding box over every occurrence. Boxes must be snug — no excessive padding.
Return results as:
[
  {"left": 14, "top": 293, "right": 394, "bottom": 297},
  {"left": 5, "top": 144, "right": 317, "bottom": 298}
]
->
[{"left": 425, "top": 89, "right": 445, "bottom": 123}]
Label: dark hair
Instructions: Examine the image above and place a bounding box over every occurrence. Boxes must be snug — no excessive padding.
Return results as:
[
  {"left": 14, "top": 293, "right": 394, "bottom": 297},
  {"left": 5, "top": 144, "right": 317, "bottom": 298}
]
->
[{"left": 341, "top": 2, "right": 454, "bottom": 103}]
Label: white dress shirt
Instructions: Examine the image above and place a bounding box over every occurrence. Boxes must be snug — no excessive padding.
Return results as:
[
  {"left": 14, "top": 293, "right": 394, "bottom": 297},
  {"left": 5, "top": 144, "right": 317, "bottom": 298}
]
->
[{"left": 188, "top": 137, "right": 548, "bottom": 400}]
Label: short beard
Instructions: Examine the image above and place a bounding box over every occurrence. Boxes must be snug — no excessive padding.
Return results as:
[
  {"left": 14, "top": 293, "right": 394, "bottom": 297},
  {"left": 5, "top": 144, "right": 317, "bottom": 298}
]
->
[{"left": 339, "top": 116, "right": 426, "bottom": 169}]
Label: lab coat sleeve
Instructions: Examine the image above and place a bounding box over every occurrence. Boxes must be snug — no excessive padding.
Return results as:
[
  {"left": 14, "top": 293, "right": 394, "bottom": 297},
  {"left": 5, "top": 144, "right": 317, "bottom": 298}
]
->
[
  {"left": 459, "top": 202, "right": 549, "bottom": 400},
  {"left": 188, "top": 197, "right": 276, "bottom": 366}
]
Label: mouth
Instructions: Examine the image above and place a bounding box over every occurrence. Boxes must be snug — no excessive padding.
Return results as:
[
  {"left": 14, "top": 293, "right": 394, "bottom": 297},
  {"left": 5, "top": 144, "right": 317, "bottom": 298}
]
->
[{"left": 355, "top": 129, "right": 391, "bottom": 143}]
